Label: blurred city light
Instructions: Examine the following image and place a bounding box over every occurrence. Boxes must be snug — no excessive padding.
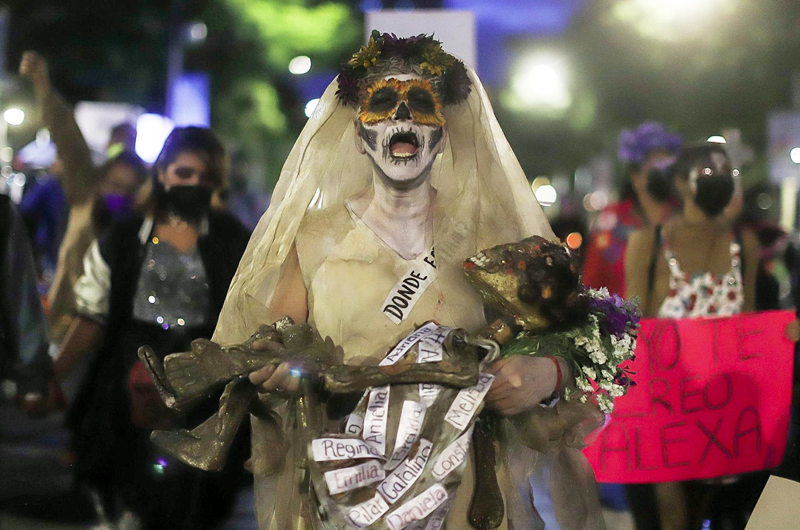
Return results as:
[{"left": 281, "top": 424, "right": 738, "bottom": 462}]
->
[
  {"left": 3, "top": 108, "right": 24, "bottom": 125},
  {"left": 511, "top": 53, "right": 572, "bottom": 111},
  {"left": 360, "top": 0, "right": 383, "bottom": 12},
  {"left": 289, "top": 55, "right": 312, "bottom": 75},
  {"left": 535, "top": 184, "right": 558, "bottom": 206},
  {"left": 304, "top": 98, "right": 321, "bottom": 118},
  {"left": 135, "top": 113, "right": 175, "bottom": 163},
  {"left": 707, "top": 135, "right": 727, "bottom": 144},
  {"left": 0, "top": 147, "right": 13, "bottom": 163},
  {"left": 613, "top": 0, "right": 733, "bottom": 42},
  {"left": 565, "top": 232, "right": 583, "bottom": 250},
  {"left": 189, "top": 22, "right": 208, "bottom": 43},
  {"left": 791, "top": 147, "right": 800, "bottom": 164}
]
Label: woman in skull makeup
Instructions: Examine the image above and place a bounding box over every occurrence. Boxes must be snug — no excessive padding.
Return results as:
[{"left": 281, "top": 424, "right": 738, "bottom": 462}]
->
[
  {"left": 583, "top": 123, "right": 682, "bottom": 297},
  {"left": 57, "top": 127, "right": 252, "bottom": 529},
  {"left": 213, "top": 33, "right": 606, "bottom": 530},
  {"left": 624, "top": 144, "right": 759, "bottom": 530}
]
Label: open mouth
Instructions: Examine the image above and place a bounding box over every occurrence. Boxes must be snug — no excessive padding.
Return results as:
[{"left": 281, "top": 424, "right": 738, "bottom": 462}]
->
[{"left": 389, "top": 131, "right": 419, "bottom": 159}]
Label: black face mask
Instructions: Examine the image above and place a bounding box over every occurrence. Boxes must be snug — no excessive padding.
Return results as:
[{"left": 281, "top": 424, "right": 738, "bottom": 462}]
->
[
  {"left": 646, "top": 167, "right": 675, "bottom": 203},
  {"left": 694, "top": 174, "right": 734, "bottom": 218},
  {"left": 161, "top": 185, "right": 212, "bottom": 221}
]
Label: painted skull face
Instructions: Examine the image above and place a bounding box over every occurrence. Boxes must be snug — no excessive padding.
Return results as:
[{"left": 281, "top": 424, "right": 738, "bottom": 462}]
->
[{"left": 356, "top": 75, "right": 446, "bottom": 185}]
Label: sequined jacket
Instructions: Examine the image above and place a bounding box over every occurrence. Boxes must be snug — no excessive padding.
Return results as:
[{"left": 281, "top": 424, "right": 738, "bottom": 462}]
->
[{"left": 67, "top": 211, "right": 250, "bottom": 477}]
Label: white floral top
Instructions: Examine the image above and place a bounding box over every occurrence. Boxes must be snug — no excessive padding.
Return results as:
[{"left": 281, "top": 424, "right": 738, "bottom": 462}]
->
[{"left": 657, "top": 242, "right": 744, "bottom": 318}]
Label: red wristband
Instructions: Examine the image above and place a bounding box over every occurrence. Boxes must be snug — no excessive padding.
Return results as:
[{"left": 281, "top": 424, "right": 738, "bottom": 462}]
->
[{"left": 544, "top": 356, "right": 563, "bottom": 392}]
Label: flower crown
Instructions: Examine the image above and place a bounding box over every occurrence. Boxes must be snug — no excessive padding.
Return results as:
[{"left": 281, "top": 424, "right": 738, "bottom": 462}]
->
[
  {"left": 618, "top": 122, "right": 683, "bottom": 165},
  {"left": 336, "top": 30, "right": 472, "bottom": 107}
]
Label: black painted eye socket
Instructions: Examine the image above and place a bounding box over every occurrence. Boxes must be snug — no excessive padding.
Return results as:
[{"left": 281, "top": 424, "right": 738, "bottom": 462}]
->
[
  {"left": 367, "top": 88, "right": 399, "bottom": 113},
  {"left": 407, "top": 87, "right": 436, "bottom": 114}
]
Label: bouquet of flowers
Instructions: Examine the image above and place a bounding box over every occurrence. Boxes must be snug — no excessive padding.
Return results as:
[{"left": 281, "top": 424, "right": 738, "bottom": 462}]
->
[
  {"left": 500, "top": 287, "right": 639, "bottom": 413},
  {"left": 464, "top": 237, "right": 640, "bottom": 414}
]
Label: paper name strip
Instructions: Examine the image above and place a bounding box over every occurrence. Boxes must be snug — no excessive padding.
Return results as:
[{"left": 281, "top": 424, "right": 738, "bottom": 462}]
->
[
  {"left": 387, "top": 401, "right": 427, "bottom": 469},
  {"left": 378, "top": 439, "right": 433, "bottom": 504},
  {"left": 347, "top": 493, "right": 390, "bottom": 528},
  {"left": 432, "top": 426, "right": 474, "bottom": 480},
  {"left": 325, "top": 460, "right": 385, "bottom": 495},
  {"left": 417, "top": 326, "right": 450, "bottom": 406},
  {"left": 386, "top": 483, "right": 449, "bottom": 530},
  {"left": 363, "top": 386, "right": 390, "bottom": 455},
  {"left": 584, "top": 311, "right": 796, "bottom": 483},
  {"left": 312, "top": 438, "right": 384, "bottom": 462},
  {"left": 380, "top": 322, "right": 439, "bottom": 366},
  {"left": 345, "top": 413, "right": 364, "bottom": 436},
  {"left": 444, "top": 373, "right": 494, "bottom": 430},
  {"left": 424, "top": 504, "right": 450, "bottom": 530},
  {"left": 382, "top": 246, "right": 437, "bottom": 325}
]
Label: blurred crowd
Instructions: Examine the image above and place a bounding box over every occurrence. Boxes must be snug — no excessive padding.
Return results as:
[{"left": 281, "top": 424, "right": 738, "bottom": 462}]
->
[{"left": 2, "top": 48, "right": 800, "bottom": 530}]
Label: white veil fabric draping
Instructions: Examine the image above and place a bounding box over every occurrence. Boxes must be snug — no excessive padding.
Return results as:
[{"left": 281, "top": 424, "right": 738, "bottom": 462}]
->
[{"left": 212, "top": 64, "right": 605, "bottom": 530}]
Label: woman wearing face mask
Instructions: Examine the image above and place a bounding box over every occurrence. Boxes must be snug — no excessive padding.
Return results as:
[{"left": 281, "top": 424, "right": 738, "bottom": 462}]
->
[
  {"left": 56, "top": 127, "right": 252, "bottom": 529},
  {"left": 624, "top": 144, "right": 759, "bottom": 530},
  {"left": 583, "top": 123, "right": 682, "bottom": 296}
]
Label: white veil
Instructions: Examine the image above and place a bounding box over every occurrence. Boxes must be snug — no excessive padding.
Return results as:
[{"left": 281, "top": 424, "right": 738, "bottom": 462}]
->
[{"left": 213, "top": 64, "right": 554, "bottom": 346}]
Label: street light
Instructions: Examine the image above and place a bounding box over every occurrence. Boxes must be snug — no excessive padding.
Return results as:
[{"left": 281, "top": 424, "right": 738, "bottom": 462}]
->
[
  {"left": 613, "top": 0, "right": 733, "bottom": 41},
  {"left": 304, "top": 98, "right": 321, "bottom": 118},
  {"left": 790, "top": 147, "right": 800, "bottom": 164},
  {"left": 707, "top": 135, "right": 727, "bottom": 144},
  {"left": 510, "top": 52, "right": 572, "bottom": 112},
  {"left": 3, "top": 108, "right": 24, "bottom": 125},
  {"left": 289, "top": 56, "right": 312, "bottom": 75}
]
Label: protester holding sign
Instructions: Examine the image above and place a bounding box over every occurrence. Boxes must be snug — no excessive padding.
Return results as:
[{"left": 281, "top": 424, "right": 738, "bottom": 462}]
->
[{"left": 624, "top": 144, "right": 760, "bottom": 529}]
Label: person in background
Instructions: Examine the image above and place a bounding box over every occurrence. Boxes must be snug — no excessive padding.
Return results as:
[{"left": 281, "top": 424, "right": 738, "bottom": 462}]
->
[
  {"left": 20, "top": 51, "right": 148, "bottom": 343},
  {"left": 625, "top": 144, "right": 760, "bottom": 530},
  {"left": 583, "top": 122, "right": 682, "bottom": 296},
  {"left": 0, "top": 193, "right": 54, "bottom": 414},
  {"left": 57, "top": 127, "right": 251, "bottom": 529}
]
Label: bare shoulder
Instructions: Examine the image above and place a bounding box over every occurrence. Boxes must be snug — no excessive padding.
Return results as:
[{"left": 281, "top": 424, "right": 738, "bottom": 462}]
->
[{"left": 628, "top": 225, "right": 659, "bottom": 256}]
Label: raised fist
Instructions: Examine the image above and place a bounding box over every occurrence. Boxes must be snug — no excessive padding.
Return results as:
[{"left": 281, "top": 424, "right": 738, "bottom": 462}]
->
[{"left": 19, "top": 51, "right": 50, "bottom": 97}]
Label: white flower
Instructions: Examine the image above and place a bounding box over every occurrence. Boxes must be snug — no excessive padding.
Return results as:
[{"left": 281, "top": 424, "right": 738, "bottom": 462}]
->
[
  {"left": 564, "top": 387, "right": 573, "bottom": 401},
  {"left": 609, "top": 384, "right": 625, "bottom": 398},
  {"left": 580, "top": 394, "right": 588, "bottom": 403},
  {"left": 597, "top": 394, "right": 614, "bottom": 414},
  {"left": 590, "top": 287, "right": 610, "bottom": 298},
  {"left": 576, "top": 376, "right": 593, "bottom": 392},
  {"left": 601, "top": 370, "right": 614, "bottom": 380},
  {"left": 582, "top": 366, "right": 597, "bottom": 380},
  {"left": 590, "top": 349, "right": 608, "bottom": 365}
]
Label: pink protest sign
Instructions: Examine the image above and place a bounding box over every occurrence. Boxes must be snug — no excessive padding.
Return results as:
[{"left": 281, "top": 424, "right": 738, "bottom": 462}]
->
[{"left": 584, "top": 311, "right": 796, "bottom": 483}]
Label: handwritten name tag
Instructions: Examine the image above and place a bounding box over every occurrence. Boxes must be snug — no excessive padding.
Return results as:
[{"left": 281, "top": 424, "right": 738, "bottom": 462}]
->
[
  {"left": 346, "top": 493, "right": 390, "bottom": 528},
  {"left": 345, "top": 413, "right": 364, "bottom": 436},
  {"left": 382, "top": 247, "right": 437, "bottom": 325},
  {"left": 387, "top": 401, "right": 427, "bottom": 469},
  {"left": 378, "top": 439, "right": 433, "bottom": 504},
  {"left": 444, "top": 373, "right": 494, "bottom": 431},
  {"left": 363, "top": 386, "right": 390, "bottom": 455},
  {"left": 416, "top": 326, "right": 450, "bottom": 406},
  {"left": 311, "top": 438, "right": 384, "bottom": 462},
  {"left": 431, "top": 426, "right": 473, "bottom": 480},
  {"left": 385, "top": 483, "right": 448, "bottom": 530},
  {"left": 380, "top": 322, "right": 439, "bottom": 366},
  {"left": 324, "top": 460, "right": 385, "bottom": 495}
]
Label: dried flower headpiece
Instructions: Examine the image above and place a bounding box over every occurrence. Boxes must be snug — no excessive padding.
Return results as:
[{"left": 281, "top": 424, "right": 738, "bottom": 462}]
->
[{"left": 336, "top": 30, "right": 472, "bottom": 107}]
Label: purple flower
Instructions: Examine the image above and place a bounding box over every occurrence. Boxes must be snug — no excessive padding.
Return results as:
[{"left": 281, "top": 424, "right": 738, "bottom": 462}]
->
[
  {"left": 589, "top": 293, "right": 640, "bottom": 337},
  {"left": 441, "top": 60, "right": 471, "bottom": 104},
  {"left": 336, "top": 71, "right": 361, "bottom": 105},
  {"left": 618, "top": 122, "right": 682, "bottom": 164},
  {"left": 381, "top": 33, "right": 428, "bottom": 58}
]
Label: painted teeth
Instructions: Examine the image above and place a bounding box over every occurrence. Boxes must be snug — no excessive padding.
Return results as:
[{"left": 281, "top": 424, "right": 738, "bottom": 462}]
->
[{"left": 392, "top": 152, "right": 416, "bottom": 158}]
